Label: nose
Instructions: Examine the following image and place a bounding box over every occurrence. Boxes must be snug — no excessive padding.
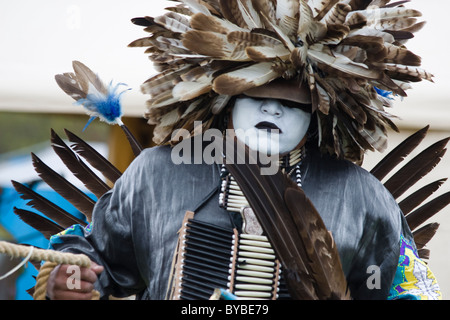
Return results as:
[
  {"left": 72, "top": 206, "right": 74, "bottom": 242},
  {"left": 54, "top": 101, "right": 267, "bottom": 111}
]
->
[{"left": 261, "top": 100, "right": 283, "bottom": 117}]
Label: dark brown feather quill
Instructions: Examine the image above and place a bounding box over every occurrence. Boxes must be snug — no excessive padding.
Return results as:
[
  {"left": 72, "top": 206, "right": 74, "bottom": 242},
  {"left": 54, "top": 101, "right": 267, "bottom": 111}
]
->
[
  {"left": 413, "top": 222, "right": 440, "bottom": 250},
  {"left": 370, "top": 125, "right": 429, "bottom": 181},
  {"left": 50, "top": 129, "right": 110, "bottom": 198},
  {"left": 417, "top": 248, "right": 430, "bottom": 260},
  {"left": 11, "top": 180, "right": 86, "bottom": 228},
  {"left": 383, "top": 137, "right": 449, "bottom": 199},
  {"left": 223, "top": 135, "right": 350, "bottom": 300},
  {"left": 31, "top": 153, "right": 95, "bottom": 220},
  {"left": 119, "top": 123, "right": 143, "bottom": 157},
  {"left": 13, "top": 207, "right": 64, "bottom": 240},
  {"left": 64, "top": 129, "right": 122, "bottom": 184},
  {"left": 398, "top": 178, "right": 447, "bottom": 215},
  {"left": 406, "top": 191, "right": 450, "bottom": 231}
]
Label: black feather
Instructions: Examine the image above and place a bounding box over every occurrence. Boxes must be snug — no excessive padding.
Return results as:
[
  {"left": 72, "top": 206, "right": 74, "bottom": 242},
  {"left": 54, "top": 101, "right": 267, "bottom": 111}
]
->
[
  {"left": 406, "top": 191, "right": 450, "bottom": 231},
  {"left": 50, "top": 129, "right": 110, "bottom": 198},
  {"left": 383, "top": 137, "right": 449, "bottom": 199},
  {"left": 398, "top": 178, "right": 447, "bottom": 215},
  {"left": 370, "top": 125, "right": 429, "bottom": 181},
  {"left": 417, "top": 248, "right": 430, "bottom": 260},
  {"left": 31, "top": 152, "right": 95, "bottom": 220},
  {"left": 13, "top": 207, "right": 64, "bottom": 240},
  {"left": 64, "top": 129, "right": 122, "bottom": 184},
  {"left": 26, "top": 286, "right": 35, "bottom": 297},
  {"left": 131, "top": 16, "right": 154, "bottom": 27},
  {"left": 11, "top": 180, "right": 86, "bottom": 228},
  {"left": 413, "top": 222, "right": 440, "bottom": 250}
]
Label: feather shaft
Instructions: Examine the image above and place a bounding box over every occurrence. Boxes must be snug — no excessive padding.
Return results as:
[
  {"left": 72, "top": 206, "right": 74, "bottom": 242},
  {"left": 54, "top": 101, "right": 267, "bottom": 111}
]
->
[{"left": 116, "top": 120, "right": 144, "bottom": 157}]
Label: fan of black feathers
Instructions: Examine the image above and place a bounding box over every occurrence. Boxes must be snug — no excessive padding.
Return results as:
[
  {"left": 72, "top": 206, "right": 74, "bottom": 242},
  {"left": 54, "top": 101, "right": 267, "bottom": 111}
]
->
[{"left": 370, "top": 126, "right": 450, "bottom": 260}]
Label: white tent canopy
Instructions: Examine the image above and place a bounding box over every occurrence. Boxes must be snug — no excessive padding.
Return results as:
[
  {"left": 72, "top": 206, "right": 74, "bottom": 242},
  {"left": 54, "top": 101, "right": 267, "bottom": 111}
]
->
[
  {"left": 0, "top": 0, "right": 449, "bottom": 129},
  {"left": 0, "top": 0, "right": 171, "bottom": 117}
]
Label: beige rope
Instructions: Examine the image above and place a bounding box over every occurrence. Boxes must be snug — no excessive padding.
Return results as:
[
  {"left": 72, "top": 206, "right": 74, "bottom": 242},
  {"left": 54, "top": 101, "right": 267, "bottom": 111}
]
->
[
  {"left": 33, "top": 261, "right": 58, "bottom": 300},
  {"left": 0, "top": 240, "right": 100, "bottom": 300}
]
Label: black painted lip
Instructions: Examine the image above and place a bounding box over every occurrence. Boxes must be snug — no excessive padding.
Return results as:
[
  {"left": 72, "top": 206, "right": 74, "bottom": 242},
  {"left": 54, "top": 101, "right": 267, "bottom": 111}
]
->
[{"left": 255, "top": 121, "right": 282, "bottom": 133}]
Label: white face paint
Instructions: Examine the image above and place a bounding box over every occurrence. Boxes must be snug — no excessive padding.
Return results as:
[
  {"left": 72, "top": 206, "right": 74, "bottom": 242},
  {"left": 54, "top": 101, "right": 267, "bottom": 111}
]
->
[{"left": 232, "top": 96, "right": 311, "bottom": 155}]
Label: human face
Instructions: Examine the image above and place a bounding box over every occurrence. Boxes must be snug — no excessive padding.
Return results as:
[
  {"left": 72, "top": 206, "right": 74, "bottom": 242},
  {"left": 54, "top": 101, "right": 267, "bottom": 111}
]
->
[{"left": 231, "top": 96, "right": 311, "bottom": 155}]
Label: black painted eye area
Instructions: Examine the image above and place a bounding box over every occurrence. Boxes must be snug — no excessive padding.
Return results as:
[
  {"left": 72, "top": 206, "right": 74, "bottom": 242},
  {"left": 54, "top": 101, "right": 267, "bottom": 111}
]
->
[
  {"left": 236, "top": 95, "right": 312, "bottom": 113},
  {"left": 277, "top": 99, "right": 312, "bottom": 113}
]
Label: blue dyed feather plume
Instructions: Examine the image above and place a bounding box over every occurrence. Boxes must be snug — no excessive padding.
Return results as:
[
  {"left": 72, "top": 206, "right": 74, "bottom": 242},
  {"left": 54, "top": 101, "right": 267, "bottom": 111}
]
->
[
  {"left": 76, "top": 81, "right": 129, "bottom": 131},
  {"left": 55, "top": 61, "right": 142, "bottom": 156},
  {"left": 374, "top": 87, "right": 394, "bottom": 100}
]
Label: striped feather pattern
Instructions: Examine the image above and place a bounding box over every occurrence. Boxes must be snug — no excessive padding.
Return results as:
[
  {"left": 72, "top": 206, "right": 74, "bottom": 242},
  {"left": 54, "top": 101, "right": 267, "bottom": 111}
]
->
[{"left": 129, "top": 0, "right": 431, "bottom": 163}]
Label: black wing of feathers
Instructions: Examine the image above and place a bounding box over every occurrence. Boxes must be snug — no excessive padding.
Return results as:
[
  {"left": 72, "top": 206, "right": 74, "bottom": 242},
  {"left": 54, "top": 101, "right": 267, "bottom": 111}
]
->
[
  {"left": 12, "top": 129, "right": 123, "bottom": 240},
  {"left": 370, "top": 126, "right": 450, "bottom": 258},
  {"left": 223, "top": 135, "right": 350, "bottom": 300},
  {"left": 64, "top": 129, "right": 122, "bottom": 184},
  {"left": 51, "top": 129, "right": 110, "bottom": 198}
]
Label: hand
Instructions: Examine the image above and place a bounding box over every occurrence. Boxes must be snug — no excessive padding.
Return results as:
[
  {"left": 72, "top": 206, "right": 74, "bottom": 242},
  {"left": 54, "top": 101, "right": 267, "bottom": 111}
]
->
[{"left": 46, "top": 262, "right": 104, "bottom": 300}]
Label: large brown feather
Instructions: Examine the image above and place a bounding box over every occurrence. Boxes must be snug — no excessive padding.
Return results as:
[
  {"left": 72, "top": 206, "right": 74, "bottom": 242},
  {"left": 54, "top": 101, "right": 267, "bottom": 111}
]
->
[{"left": 223, "top": 135, "right": 350, "bottom": 300}]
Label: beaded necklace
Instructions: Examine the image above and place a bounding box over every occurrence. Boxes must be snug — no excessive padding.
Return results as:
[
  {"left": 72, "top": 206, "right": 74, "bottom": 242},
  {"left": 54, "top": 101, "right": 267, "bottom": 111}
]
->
[{"left": 219, "top": 146, "right": 305, "bottom": 214}]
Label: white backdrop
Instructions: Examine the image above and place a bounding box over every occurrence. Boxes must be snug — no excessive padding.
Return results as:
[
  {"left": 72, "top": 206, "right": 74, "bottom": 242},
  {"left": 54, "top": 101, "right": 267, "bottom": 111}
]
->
[
  {"left": 0, "top": 0, "right": 449, "bottom": 298},
  {"left": 0, "top": 0, "right": 449, "bottom": 127}
]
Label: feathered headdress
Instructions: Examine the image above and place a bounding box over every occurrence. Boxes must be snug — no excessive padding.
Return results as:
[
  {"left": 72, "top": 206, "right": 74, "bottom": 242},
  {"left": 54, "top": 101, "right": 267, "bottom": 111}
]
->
[{"left": 129, "top": 0, "right": 432, "bottom": 163}]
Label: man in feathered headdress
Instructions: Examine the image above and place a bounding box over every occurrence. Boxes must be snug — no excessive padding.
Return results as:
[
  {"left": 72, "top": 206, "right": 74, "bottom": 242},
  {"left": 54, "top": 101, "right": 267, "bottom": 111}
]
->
[{"left": 46, "top": 0, "right": 442, "bottom": 300}]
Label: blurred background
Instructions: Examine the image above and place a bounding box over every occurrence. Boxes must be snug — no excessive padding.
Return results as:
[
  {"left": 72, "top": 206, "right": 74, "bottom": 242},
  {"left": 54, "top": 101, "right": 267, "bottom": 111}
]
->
[{"left": 0, "top": 0, "right": 449, "bottom": 299}]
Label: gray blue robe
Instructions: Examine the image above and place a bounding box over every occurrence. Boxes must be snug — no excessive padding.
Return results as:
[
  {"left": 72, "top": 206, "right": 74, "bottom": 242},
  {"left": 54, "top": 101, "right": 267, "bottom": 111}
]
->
[{"left": 50, "top": 143, "right": 438, "bottom": 300}]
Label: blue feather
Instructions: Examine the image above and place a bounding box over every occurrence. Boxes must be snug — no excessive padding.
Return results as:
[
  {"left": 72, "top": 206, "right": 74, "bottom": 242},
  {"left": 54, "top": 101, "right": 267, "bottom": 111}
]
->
[
  {"left": 374, "top": 86, "right": 394, "bottom": 100},
  {"left": 76, "top": 82, "right": 130, "bottom": 130}
]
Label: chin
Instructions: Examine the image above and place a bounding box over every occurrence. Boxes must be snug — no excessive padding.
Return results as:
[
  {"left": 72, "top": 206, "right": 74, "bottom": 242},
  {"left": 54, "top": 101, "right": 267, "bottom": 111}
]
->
[{"left": 249, "top": 137, "right": 282, "bottom": 156}]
